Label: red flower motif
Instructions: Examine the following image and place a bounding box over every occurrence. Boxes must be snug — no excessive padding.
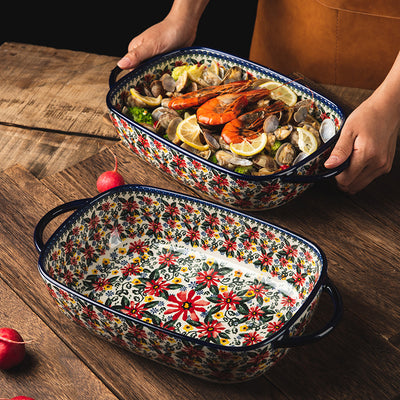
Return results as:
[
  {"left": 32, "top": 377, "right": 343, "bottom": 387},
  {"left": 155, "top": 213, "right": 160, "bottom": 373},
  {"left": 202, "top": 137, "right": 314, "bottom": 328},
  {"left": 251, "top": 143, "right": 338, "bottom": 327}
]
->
[
  {"left": 64, "top": 239, "right": 74, "bottom": 254},
  {"left": 158, "top": 251, "right": 178, "bottom": 267},
  {"left": 128, "top": 239, "right": 148, "bottom": 254},
  {"left": 192, "top": 160, "right": 203, "bottom": 170},
  {"left": 122, "top": 200, "right": 139, "bottom": 212},
  {"left": 267, "top": 320, "right": 284, "bottom": 333},
  {"left": 93, "top": 277, "right": 111, "bottom": 292},
  {"left": 258, "top": 253, "right": 273, "bottom": 267},
  {"left": 186, "top": 229, "right": 200, "bottom": 242},
  {"left": 122, "top": 301, "right": 146, "bottom": 318},
  {"left": 293, "top": 273, "right": 306, "bottom": 286},
  {"left": 184, "top": 204, "right": 195, "bottom": 213},
  {"left": 245, "top": 306, "right": 265, "bottom": 320},
  {"left": 121, "top": 262, "right": 141, "bottom": 277},
  {"left": 88, "top": 215, "right": 100, "bottom": 230},
  {"left": 138, "top": 134, "right": 150, "bottom": 147},
  {"left": 165, "top": 290, "right": 209, "bottom": 321},
  {"left": 223, "top": 238, "right": 237, "bottom": 253},
  {"left": 243, "top": 240, "right": 252, "bottom": 250},
  {"left": 216, "top": 290, "right": 241, "bottom": 311},
  {"left": 196, "top": 269, "right": 223, "bottom": 288},
  {"left": 102, "top": 202, "right": 111, "bottom": 211},
  {"left": 244, "top": 227, "right": 259, "bottom": 240},
  {"left": 197, "top": 320, "right": 225, "bottom": 339},
  {"left": 128, "top": 325, "right": 148, "bottom": 341},
  {"left": 243, "top": 331, "right": 263, "bottom": 346},
  {"left": 212, "top": 175, "right": 229, "bottom": 187},
  {"left": 284, "top": 244, "right": 298, "bottom": 258},
  {"left": 279, "top": 257, "right": 289, "bottom": 267},
  {"left": 83, "top": 245, "right": 95, "bottom": 260},
  {"left": 173, "top": 155, "right": 187, "bottom": 168},
  {"left": 82, "top": 306, "right": 98, "bottom": 320},
  {"left": 262, "top": 182, "right": 280, "bottom": 194},
  {"left": 281, "top": 296, "right": 296, "bottom": 307},
  {"left": 194, "top": 182, "right": 208, "bottom": 192},
  {"left": 224, "top": 216, "right": 235, "bottom": 225},
  {"left": 144, "top": 277, "right": 170, "bottom": 296},
  {"left": 165, "top": 204, "right": 180, "bottom": 216},
  {"left": 148, "top": 220, "right": 162, "bottom": 234},
  {"left": 249, "top": 283, "right": 268, "bottom": 299},
  {"left": 63, "top": 270, "right": 74, "bottom": 284},
  {"left": 304, "top": 251, "right": 313, "bottom": 262},
  {"left": 205, "top": 214, "right": 220, "bottom": 227},
  {"left": 237, "top": 179, "right": 248, "bottom": 188}
]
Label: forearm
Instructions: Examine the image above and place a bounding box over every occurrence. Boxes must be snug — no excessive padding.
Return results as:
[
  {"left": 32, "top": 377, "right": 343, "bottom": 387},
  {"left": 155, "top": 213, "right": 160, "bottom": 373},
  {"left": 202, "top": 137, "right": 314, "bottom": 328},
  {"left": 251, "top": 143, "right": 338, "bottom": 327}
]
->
[
  {"left": 371, "top": 51, "right": 400, "bottom": 117},
  {"left": 166, "top": 0, "right": 210, "bottom": 26}
]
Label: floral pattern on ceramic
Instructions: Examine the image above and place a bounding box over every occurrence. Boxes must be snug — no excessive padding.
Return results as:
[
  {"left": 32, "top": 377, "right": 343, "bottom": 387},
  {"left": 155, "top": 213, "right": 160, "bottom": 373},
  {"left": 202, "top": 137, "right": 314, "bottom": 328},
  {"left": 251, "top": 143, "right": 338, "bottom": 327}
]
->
[
  {"left": 36, "top": 186, "right": 340, "bottom": 382},
  {"left": 107, "top": 47, "right": 346, "bottom": 210}
]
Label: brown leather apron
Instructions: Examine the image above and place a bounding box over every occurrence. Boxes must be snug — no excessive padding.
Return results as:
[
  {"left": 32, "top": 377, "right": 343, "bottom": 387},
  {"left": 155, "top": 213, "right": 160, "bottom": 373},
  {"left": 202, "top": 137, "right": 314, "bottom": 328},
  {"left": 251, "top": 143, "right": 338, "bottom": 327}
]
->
[{"left": 249, "top": 0, "right": 400, "bottom": 89}]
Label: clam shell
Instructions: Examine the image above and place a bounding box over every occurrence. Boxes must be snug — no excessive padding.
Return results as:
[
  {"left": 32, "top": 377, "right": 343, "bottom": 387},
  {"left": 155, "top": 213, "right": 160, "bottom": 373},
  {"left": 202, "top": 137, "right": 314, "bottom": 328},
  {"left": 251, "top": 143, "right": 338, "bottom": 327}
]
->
[
  {"left": 275, "top": 142, "right": 296, "bottom": 166},
  {"left": 319, "top": 118, "right": 336, "bottom": 143}
]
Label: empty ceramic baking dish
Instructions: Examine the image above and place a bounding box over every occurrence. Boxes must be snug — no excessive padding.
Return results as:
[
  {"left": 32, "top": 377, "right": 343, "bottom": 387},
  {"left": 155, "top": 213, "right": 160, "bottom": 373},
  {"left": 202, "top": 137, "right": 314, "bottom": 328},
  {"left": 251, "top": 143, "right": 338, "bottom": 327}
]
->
[{"left": 34, "top": 185, "right": 342, "bottom": 382}]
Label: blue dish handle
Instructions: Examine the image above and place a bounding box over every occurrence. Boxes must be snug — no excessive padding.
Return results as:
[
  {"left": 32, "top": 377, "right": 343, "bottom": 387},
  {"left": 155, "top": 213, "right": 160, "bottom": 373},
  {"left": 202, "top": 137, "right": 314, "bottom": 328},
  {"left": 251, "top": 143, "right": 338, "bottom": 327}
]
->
[
  {"left": 34, "top": 199, "right": 90, "bottom": 253},
  {"left": 275, "top": 278, "right": 343, "bottom": 348},
  {"left": 109, "top": 66, "right": 123, "bottom": 89},
  {"left": 282, "top": 156, "right": 350, "bottom": 183}
]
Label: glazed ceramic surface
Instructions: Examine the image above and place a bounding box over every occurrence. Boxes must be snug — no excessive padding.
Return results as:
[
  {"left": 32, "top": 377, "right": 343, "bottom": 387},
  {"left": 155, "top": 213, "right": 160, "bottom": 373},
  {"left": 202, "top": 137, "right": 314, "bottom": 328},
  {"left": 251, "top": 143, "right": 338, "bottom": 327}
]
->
[
  {"left": 35, "top": 185, "right": 342, "bottom": 382},
  {"left": 106, "top": 47, "right": 346, "bottom": 211}
]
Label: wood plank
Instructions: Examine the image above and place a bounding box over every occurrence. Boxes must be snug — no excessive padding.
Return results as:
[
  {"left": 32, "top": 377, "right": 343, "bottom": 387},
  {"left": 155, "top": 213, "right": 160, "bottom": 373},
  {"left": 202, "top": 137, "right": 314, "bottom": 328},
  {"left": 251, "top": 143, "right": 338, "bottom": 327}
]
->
[
  {"left": 0, "top": 125, "right": 115, "bottom": 178},
  {"left": 40, "top": 142, "right": 200, "bottom": 200},
  {"left": 268, "top": 296, "right": 400, "bottom": 400},
  {"left": 0, "top": 278, "right": 119, "bottom": 400},
  {"left": 0, "top": 42, "right": 118, "bottom": 138},
  {"left": 0, "top": 166, "right": 289, "bottom": 399}
]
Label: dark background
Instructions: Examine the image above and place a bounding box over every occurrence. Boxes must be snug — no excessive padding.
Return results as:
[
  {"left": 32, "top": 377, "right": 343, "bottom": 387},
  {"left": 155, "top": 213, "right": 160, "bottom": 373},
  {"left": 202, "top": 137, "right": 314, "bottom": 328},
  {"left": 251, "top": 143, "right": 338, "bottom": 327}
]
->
[{"left": 1, "top": 2, "right": 258, "bottom": 60}]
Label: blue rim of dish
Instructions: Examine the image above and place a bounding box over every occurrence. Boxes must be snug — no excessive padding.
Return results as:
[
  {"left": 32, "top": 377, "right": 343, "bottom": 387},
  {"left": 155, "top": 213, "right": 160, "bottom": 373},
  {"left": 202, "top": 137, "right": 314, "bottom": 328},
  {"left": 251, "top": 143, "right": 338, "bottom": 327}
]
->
[
  {"left": 36, "top": 184, "right": 329, "bottom": 352},
  {"left": 106, "top": 46, "right": 346, "bottom": 183}
]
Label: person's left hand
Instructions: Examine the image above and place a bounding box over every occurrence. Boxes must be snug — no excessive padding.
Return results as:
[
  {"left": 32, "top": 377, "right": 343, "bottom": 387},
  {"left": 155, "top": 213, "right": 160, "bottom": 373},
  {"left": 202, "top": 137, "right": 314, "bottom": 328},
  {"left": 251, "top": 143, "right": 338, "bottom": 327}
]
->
[{"left": 324, "top": 94, "right": 399, "bottom": 194}]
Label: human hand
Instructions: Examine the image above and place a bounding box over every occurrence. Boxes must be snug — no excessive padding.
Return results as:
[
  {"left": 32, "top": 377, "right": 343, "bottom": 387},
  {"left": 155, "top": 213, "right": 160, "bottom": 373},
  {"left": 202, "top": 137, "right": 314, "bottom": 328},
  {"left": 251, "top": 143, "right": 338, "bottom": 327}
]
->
[
  {"left": 117, "top": 20, "right": 194, "bottom": 70},
  {"left": 324, "top": 95, "right": 399, "bottom": 194},
  {"left": 117, "top": 0, "right": 209, "bottom": 70}
]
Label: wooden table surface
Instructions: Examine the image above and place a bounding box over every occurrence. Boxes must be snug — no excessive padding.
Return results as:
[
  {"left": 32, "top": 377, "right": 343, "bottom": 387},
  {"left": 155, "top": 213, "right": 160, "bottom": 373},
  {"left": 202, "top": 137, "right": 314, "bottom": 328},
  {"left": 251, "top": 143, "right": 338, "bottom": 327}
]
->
[{"left": 0, "top": 42, "right": 399, "bottom": 400}]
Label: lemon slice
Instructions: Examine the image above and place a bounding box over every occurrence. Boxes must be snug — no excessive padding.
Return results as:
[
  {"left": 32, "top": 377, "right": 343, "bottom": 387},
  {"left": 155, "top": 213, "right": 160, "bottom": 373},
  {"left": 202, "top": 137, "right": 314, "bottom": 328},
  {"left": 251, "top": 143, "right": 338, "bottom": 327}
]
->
[
  {"left": 230, "top": 132, "right": 267, "bottom": 157},
  {"left": 187, "top": 64, "right": 207, "bottom": 84},
  {"left": 130, "top": 88, "right": 162, "bottom": 107},
  {"left": 176, "top": 115, "right": 209, "bottom": 151},
  {"left": 297, "top": 127, "right": 318, "bottom": 155},
  {"left": 259, "top": 81, "right": 297, "bottom": 106}
]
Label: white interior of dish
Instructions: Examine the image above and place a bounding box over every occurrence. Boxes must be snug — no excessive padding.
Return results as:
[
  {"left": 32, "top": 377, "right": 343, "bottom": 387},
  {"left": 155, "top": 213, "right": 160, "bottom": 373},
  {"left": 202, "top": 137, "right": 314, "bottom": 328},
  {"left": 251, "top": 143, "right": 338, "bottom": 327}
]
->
[{"left": 43, "top": 187, "right": 323, "bottom": 347}]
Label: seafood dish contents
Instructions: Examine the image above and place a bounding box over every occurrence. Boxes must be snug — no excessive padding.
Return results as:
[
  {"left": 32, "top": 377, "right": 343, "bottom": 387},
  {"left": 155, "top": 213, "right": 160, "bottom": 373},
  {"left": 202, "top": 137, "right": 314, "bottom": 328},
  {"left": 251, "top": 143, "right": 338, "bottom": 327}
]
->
[{"left": 119, "top": 61, "right": 337, "bottom": 176}]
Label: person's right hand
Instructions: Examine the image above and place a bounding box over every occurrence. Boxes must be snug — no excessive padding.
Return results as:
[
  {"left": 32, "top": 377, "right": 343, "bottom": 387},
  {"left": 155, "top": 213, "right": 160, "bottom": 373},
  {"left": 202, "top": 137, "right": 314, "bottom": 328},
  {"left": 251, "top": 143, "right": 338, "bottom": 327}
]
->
[{"left": 117, "top": 0, "right": 209, "bottom": 70}]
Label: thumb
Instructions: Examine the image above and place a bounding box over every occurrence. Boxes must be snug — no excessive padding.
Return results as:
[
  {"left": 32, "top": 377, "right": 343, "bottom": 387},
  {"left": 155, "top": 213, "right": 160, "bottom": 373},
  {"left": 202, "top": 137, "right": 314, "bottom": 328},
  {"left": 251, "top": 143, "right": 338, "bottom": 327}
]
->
[
  {"left": 117, "top": 36, "right": 156, "bottom": 70},
  {"left": 117, "top": 46, "right": 147, "bottom": 70},
  {"left": 324, "top": 126, "right": 355, "bottom": 169}
]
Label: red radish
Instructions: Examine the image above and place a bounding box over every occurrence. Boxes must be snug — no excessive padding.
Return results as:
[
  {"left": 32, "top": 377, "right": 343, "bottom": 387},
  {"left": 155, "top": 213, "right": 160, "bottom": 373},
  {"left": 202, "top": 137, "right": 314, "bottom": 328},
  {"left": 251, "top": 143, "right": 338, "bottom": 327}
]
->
[
  {"left": 0, "top": 328, "right": 27, "bottom": 370},
  {"left": 1, "top": 397, "right": 36, "bottom": 400},
  {"left": 96, "top": 154, "right": 125, "bottom": 192}
]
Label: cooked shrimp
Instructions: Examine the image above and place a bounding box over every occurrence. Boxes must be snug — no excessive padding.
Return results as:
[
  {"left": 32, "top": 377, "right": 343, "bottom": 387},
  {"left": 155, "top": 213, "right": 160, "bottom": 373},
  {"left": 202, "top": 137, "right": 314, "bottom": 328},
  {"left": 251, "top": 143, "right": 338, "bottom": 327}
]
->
[
  {"left": 196, "top": 88, "right": 273, "bottom": 126},
  {"left": 167, "top": 80, "right": 252, "bottom": 110},
  {"left": 221, "top": 101, "right": 286, "bottom": 144}
]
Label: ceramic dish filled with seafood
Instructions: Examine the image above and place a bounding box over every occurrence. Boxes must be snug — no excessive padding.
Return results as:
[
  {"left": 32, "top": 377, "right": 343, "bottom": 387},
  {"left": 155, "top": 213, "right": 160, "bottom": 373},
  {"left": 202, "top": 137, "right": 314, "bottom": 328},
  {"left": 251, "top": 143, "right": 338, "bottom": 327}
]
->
[
  {"left": 34, "top": 185, "right": 342, "bottom": 382},
  {"left": 107, "top": 47, "right": 347, "bottom": 210}
]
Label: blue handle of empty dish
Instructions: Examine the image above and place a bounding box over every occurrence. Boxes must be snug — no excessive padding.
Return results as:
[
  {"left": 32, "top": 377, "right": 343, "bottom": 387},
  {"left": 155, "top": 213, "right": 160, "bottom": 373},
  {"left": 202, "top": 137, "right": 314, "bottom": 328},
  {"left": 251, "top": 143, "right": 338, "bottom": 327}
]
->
[
  {"left": 275, "top": 278, "right": 343, "bottom": 349},
  {"left": 109, "top": 66, "right": 123, "bottom": 89},
  {"left": 34, "top": 199, "right": 90, "bottom": 253},
  {"left": 281, "top": 157, "right": 350, "bottom": 183}
]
